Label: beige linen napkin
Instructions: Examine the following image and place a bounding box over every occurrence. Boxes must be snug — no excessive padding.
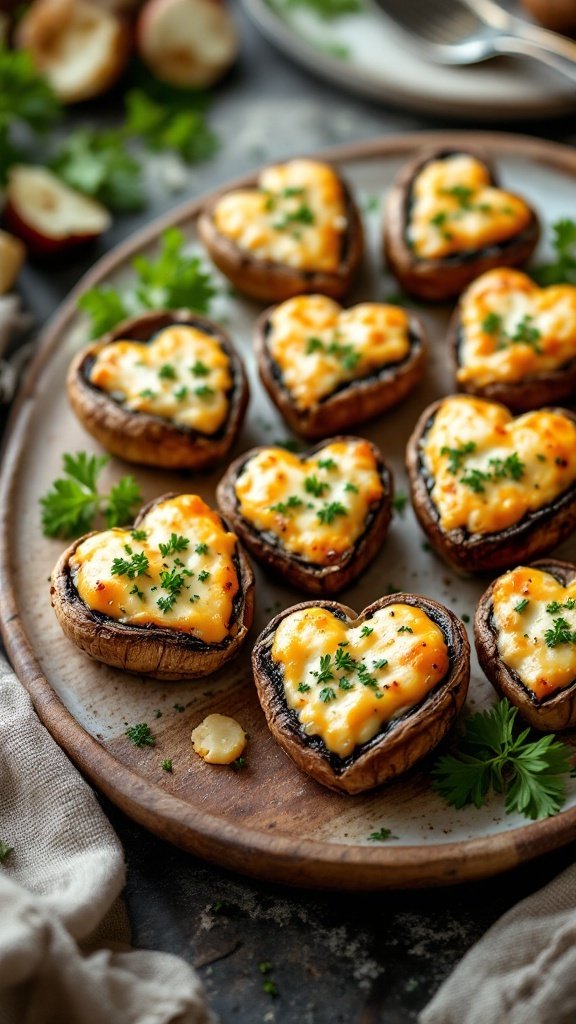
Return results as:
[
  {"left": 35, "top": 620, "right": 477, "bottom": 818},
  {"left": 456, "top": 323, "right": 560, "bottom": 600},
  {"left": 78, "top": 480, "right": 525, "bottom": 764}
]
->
[
  {"left": 0, "top": 657, "right": 214, "bottom": 1024},
  {"left": 421, "top": 860, "right": 576, "bottom": 1024}
]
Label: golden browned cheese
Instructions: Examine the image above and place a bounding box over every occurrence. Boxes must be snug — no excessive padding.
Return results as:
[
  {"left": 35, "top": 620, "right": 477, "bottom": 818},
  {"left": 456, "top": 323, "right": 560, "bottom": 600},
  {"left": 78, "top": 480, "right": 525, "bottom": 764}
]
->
[
  {"left": 212, "top": 159, "right": 347, "bottom": 272},
  {"left": 493, "top": 566, "right": 576, "bottom": 700},
  {"left": 89, "top": 325, "right": 232, "bottom": 435},
  {"left": 423, "top": 396, "right": 576, "bottom": 535},
  {"left": 71, "top": 495, "right": 239, "bottom": 643},
  {"left": 408, "top": 155, "right": 532, "bottom": 261},
  {"left": 457, "top": 269, "right": 576, "bottom": 387},
  {"left": 272, "top": 604, "right": 449, "bottom": 757},
  {"left": 234, "top": 439, "right": 384, "bottom": 565},
  {"left": 267, "top": 295, "right": 411, "bottom": 410}
]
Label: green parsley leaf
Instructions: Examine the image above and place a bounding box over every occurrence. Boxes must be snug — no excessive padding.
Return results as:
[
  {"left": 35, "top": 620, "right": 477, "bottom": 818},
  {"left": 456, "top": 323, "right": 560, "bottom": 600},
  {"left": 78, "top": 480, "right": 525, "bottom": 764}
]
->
[
  {"left": 441, "top": 442, "right": 476, "bottom": 474},
  {"left": 105, "top": 476, "right": 142, "bottom": 528},
  {"left": 319, "top": 686, "right": 337, "bottom": 702},
  {"left": 481, "top": 312, "right": 502, "bottom": 334},
  {"left": 312, "top": 653, "right": 334, "bottom": 684},
  {"left": 298, "top": 682, "right": 311, "bottom": 693},
  {"left": 0, "top": 46, "right": 60, "bottom": 181},
  {"left": 161, "top": 759, "right": 173, "bottom": 772},
  {"left": 131, "top": 529, "right": 147, "bottom": 541},
  {"left": 460, "top": 468, "right": 491, "bottom": 494},
  {"left": 544, "top": 617, "right": 576, "bottom": 648},
  {"left": 393, "top": 492, "right": 408, "bottom": 516},
  {"left": 367, "top": 827, "right": 398, "bottom": 842},
  {"left": 190, "top": 359, "right": 210, "bottom": 377},
  {"left": 360, "top": 625, "right": 373, "bottom": 637},
  {"left": 304, "top": 474, "right": 330, "bottom": 497},
  {"left": 269, "top": 496, "right": 303, "bottom": 515},
  {"left": 133, "top": 227, "right": 217, "bottom": 312},
  {"left": 158, "top": 533, "right": 190, "bottom": 557},
  {"left": 125, "top": 88, "right": 217, "bottom": 164},
  {"left": 317, "top": 457, "right": 337, "bottom": 470},
  {"left": 125, "top": 723, "right": 155, "bottom": 748},
  {"left": 317, "top": 501, "right": 347, "bottom": 524},
  {"left": 532, "top": 218, "right": 576, "bottom": 286},
  {"left": 334, "top": 647, "right": 356, "bottom": 672},
  {"left": 40, "top": 453, "right": 140, "bottom": 538},
  {"left": 111, "top": 551, "right": 149, "bottom": 579},
  {"left": 514, "top": 599, "right": 530, "bottom": 613},
  {"left": 51, "top": 129, "right": 144, "bottom": 212},
  {"left": 433, "top": 699, "right": 571, "bottom": 820},
  {"left": 78, "top": 287, "right": 130, "bottom": 340},
  {"left": 397, "top": 625, "right": 413, "bottom": 634},
  {"left": 158, "top": 363, "right": 177, "bottom": 380}
]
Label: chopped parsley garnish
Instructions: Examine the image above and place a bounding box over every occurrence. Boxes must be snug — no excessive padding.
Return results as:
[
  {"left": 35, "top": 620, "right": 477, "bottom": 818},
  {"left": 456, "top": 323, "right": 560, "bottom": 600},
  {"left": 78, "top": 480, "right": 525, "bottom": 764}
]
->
[
  {"left": 273, "top": 203, "right": 315, "bottom": 229},
  {"left": 231, "top": 756, "right": 246, "bottom": 771},
  {"left": 532, "top": 218, "right": 576, "bottom": 287},
  {"left": 514, "top": 599, "right": 530, "bottom": 613},
  {"left": 312, "top": 653, "right": 334, "bottom": 684},
  {"left": 159, "top": 533, "right": 190, "bottom": 557},
  {"left": 547, "top": 598, "right": 576, "bottom": 613},
  {"left": 482, "top": 312, "right": 503, "bottom": 334},
  {"left": 317, "top": 501, "right": 347, "bottom": 524},
  {"left": 441, "top": 441, "right": 476, "bottom": 474},
  {"left": 357, "top": 663, "right": 379, "bottom": 692},
  {"left": 373, "top": 658, "right": 389, "bottom": 669},
  {"left": 345, "top": 482, "right": 359, "bottom": 493},
  {"left": 460, "top": 468, "right": 491, "bottom": 494},
  {"left": 393, "top": 493, "right": 408, "bottom": 516},
  {"left": 129, "top": 583, "right": 145, "bottom": 600},
  {"left": 334, "top": 647, "right": 356, "bottom": 672},
  {"left": 433, "top": 699, "right": 571, "bottom": 820},
  {"left": 111, "top": 551, "right": 150, "bottom": 579},
  {"left": 157, "top": 595, "right": 177, "bottom": 613},
  {"left": 158, "top": 363, "right": 177, "bottom": 380},
  {"left": 509, "top": 315, "right": 541, "bottom": 347},
  {"left": 269, "top": 495, "right": 303, "bottom": 514},
  {"left": 441, "top": 184, "right": 475, "bottom": 208},
  {"left": 131, "top": 529, "right": 147, "bottom": 541},
  {"left": 488, "top": 453, "right": 526, "bottom": 481},
  {"left": 367, "top": 827, "right": 398, "bottom": 842},
  {"left": 190, "top": 359, "right": 210, "bottom": 376},
  {"left": 40, "top": 452, "right": 142, "bottom": 538},
  {"left": 360, "top": 625, "right": 373, "bottom": 637},
  {"left": 198, "top": 570, "right": 210, "bottom": 582},
  {"left": 306, "top": 336, "right": 324, "bottom": 354},
  {"left": 174, "top": 385, "right": 188, "bottom": 401},
  {"left": 397, "top": 625, "right": 413, "bottom": 634},
  {"left": 259, "top": 962, "right": 279, "bottom": 998},
  {"left": 304, "top": 474, "right": 330, "bottom": 498},
  {"left": 195, "top": 384, "right": 215, "bottom": 399},
  {"left": 305, "top": 335, "right": 360, "bottom": 370},
  {"left": 319, "top": 686, "right": 337, "bottom": 703},
  {"left": 161, "top": 759, "right": 173, "bottom": 772},
  {"left": 339, "top": 678, "right": 354, "bottom": 690},
  {"left": 125, "top": 723, "right": 155, "bottom": 748},
  {"left": 544, "top": 617, "right": 576, "bottom": 648},
  {"left": 318, "top": 458, "right": 337, "bottom": 470},
  {"left": 298, "top": 682, "right": 311, "bottom": 693},
  {"left": 195, "top": 543, "right": 209, "bottom": 555},
  {"left": 139, "top": 388, "right": 156, "bottom": 399}
]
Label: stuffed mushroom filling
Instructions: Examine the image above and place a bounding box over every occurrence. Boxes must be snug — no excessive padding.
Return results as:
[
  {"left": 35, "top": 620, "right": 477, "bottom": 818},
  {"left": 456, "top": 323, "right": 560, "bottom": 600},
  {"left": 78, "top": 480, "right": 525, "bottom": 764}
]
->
[
  {"left": 270, "top": 603, "right": 450, "bottom": 760},
  {"left": 406, "top": 152, "right": 532, "bottom": 263},
  {"left": 265, "top": 294, "right": 413, "bottom": 410},
  {"left": 86, "top": 324, "right": 233, "bottom": 436},
  {"left": 491, "top": 565, "right": 576, "bottom": 702},
  {"left": 456, "top": 269, "right": 576, "bottom": 389},
  {"left": 70, "top": 495, "right": 241, "bottom": 643},
  {"left": 233, "top": 439, "right": 385, "bottom": 567},
  {"left": 420, "top": 395, "right": 576, "bottom": 536},
  {"left": 212, "top": 159, "right": 348, "bottom": 273}
]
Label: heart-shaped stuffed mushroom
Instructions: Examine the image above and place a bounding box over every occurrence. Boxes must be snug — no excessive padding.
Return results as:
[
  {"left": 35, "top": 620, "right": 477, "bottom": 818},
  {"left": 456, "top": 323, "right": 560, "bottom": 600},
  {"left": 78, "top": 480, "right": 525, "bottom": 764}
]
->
[
  {"left": 68, "top": 310, "right": 249, "bottom": 471},
  {"left": 217, "top": 437, "right": 393, "bottom": 593},
  {"left": 252, "top": 594, "right": 470, "bottom": 793},
  {"left": 198, "top": 159, "right": 363, "bottom": 303},
  {"left": 384, "top": 148, "right": 540, "bottom": 301},
  {"left": 407, "top": 394, "right": 576, "bottom": 574},
  {"left": 50, "top": 493, "right": 254, "bottom": 679},
  {"left": 255, "top": 294, "right": 427, "bottom": 438},
  {"left": 451, "top": 268, "right": 576, "bottom": 411},
  {"left": 475, "top": 559, "right": 576, "bottom": 731}
]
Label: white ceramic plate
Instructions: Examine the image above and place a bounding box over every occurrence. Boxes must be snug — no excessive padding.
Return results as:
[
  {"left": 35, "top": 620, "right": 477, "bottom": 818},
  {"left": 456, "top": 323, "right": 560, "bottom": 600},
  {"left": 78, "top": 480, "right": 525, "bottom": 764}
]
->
[{"left": 243, "top": 0, "right": 576, "bottom": 119}]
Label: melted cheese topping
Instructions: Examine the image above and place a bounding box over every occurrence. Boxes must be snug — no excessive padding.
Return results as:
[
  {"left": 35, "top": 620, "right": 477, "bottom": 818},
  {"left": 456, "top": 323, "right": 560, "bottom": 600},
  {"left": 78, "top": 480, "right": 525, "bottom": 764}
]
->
[
  {"left": 235, "top": 439, "right": 384, "bottom": 565},
  {"left": 267, "top": 295, "right": 411, "bottom": 410},
  {"left": 493, "top": 566, "right": 576, "bottom": 700},
  {"left": 457, "top": 269, "right": 576, "bottom": 387},
  {"left": 212, "top": 159, "right": 347, "bottom": 272},
  {"left": 89, "top": 325, "right": 232, "bottom": 435},
  {"left": 423, "top": 396, "right": 576, "bottom": 535},
  {"left": 272, "top": 604, "right": 449, "bottom": 758},
  {"left": 71, "top": 495, "right": 239, "bottom": 643},
  {"left": 408, "top": 154, "right": 532, "bottom": 261}
]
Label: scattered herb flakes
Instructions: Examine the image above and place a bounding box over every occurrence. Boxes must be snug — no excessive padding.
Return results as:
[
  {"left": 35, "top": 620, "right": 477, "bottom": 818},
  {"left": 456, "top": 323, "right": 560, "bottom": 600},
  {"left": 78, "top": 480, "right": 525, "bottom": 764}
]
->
[
  {"left": 360, "top": 625, "right": 373, "bottom": 637},
  {"left": 433, "top": 699, "right": 571, "bottom": 820},
  {"left": 317, "top": 501, "right": 347, "bottom": 524},
  {"left": 125, "top": 723, "right": 155, "bottom": 748},
  {"left": 441, "top": 442, "right": 477, "bottom": 475},
  {"left": 159, "top": 532, "right": 190, "bottom": 558},
  {"left": 161, "top": 759, "right": 173, "bottom": 773},
  {"left": 393, "top": 492, "right": 408, "bottom": 516},
  {"left": 231, "top": 756, "right": 247, "bottom": 771},
  {"left": 532, "top": 218, "right": 576, "bottom": 286},
  {"left": 0, "top": 841, "right": 13, "bottom": 864},
  {"left": 544, "top": 617, "right": 576, "bottom": 648},
  {"left": 461, "top": 613, "right": 470, "bottom": 624},
  {"left": 367, "top": 827, "right": 398, "bottom": 842},
  {"left": 514, "top": 599, "right": 530, "bottom": 614},
  {"left": 154, "top": 709, "right": 163, "bottom": 719},
  {"left": 173, "top": 704, "right": 185, "bottom": 713},
  {"left": 259, "top": 961, "right": 279, "bottom": 998}
]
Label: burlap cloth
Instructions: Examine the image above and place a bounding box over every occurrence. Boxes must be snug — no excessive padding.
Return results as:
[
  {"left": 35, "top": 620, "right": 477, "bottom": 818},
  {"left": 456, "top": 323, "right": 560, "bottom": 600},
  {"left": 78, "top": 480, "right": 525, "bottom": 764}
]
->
[{"left": 0, "top": 658, "right": 214, "bottom": 1024}]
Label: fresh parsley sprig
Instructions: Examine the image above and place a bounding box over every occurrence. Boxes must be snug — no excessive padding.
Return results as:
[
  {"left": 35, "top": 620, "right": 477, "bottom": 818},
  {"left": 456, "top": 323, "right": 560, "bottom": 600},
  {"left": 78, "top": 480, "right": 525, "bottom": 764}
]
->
[
  {"left": 40, "top": 452, "right": 142, "bottom": 538},
  {"left": 532, "top": 219, "right": 576, "bottom": 286},
  {"left": 0, "top": 46, "right": 60, "bottom": 182},
  {"left": 433, "top": 699, "right": 572, "bottom": 821}
]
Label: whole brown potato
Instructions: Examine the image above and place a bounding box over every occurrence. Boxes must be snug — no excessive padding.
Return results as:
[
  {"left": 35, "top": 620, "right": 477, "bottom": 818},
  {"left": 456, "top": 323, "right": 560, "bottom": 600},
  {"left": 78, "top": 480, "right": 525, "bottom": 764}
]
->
[{"left": 521, "top": 0, "right": 576, "bottom": 33}]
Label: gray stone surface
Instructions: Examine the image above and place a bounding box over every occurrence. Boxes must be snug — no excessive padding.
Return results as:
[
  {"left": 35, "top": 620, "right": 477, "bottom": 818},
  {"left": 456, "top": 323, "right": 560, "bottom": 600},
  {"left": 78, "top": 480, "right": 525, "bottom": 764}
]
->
[{"left": 6, "top": 4, "right": 576, "bottom": 1019}]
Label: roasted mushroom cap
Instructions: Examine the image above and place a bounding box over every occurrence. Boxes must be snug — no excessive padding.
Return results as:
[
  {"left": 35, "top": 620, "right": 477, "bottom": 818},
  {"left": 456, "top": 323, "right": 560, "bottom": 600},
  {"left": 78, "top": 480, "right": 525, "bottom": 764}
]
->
[
  {"left": 406, "top": 399, "right": 576, "bottom": 575},
  {"left": 384, "top": 147, "right": 540, "bottom": 302},
  {"left": 50, "top": 492, "right": 255, "bottom": 680},
  {"left": 255, "top": 303, "right": 427, "bottom": 440},
  {"left": 217, "top": 437, "right": 393, "bottom": 594},
  {"left": 475, "top": 559, "right": 576, "bottom": 731},
  {"left": 67, "top": 309, "right": 249, "bottom": 470},
  {"left": 197, "top": 176, "right": 364, "bottom": 304},
  {"left": 252, "top": 594, "right": 470, "bottom": 794}
]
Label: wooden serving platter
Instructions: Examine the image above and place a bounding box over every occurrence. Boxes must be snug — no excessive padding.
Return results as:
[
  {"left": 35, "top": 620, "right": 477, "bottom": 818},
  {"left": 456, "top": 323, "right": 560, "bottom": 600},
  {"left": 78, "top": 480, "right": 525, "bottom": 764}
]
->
[{"left": 3, "top": 131, "right": 576, "bottom": 890}]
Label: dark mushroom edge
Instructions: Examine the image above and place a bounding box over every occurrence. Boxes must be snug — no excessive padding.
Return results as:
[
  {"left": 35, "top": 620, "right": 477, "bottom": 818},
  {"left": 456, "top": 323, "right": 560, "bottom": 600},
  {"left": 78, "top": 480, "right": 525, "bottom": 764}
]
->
[
  {"left": 216, "top": 437, "right": 393, "bottom": 594},
  {"left": 475, "top": 558, "right": 576, "bottom": 731},
  {"left": 255, "top": 305, "right": 427, "bottom": 439},
  {"left": 252, "top": 594, "right": 470, "bottom": 794},
  {"left": 197, "top": 175, "right": 364, "bottom": 304},
  {"left": 67, "top": 309, "right": 249, "bottom": 470},
  {"left": 50, "top": 492, "right": 255, "bottom": 680},
  {"left": 406, "top": 399, "right": 576, "bottom": 576},
  {"left": 383, "top": 147, "right": 540, "bottom": 302}
]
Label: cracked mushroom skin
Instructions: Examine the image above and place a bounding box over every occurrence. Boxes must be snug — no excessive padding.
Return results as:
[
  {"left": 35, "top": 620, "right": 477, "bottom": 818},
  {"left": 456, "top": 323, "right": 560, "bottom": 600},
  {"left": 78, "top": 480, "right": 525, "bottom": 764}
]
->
[
  {"left": 67, "top": 310, "right": 249, "bottom": 470},
  {"left": 475, "top": 559, "right": 576, "bottom": 731},
  {"left": 217, "top": 436, "right": 393, "bottom": 594},
  {"left": 384, "top": 147, "right": 540, "bottom": 302},
  {"left": 50, "top": 492, "right": 255, "bottom": 679},
  {"left": 255, "top": 295, "right": 427, "bottom": 439},
  {"left": 197, "top": 159, "right": 364, "bottom": 303},
  {"left": 450, "top": 268, "right": 576, "bottom": 412},
  {"left": 252, "top": 595, "right": 470, "bottom": 794},
  {"left": 406, "top": 395, "right": 576, "bottom": 575}
]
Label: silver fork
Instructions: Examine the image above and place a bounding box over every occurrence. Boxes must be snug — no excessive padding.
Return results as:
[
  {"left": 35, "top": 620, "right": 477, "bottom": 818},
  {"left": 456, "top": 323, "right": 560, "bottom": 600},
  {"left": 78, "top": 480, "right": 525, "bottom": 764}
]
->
[{"left": 372, "top": 0, "right": 576, "bottom": 84}]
